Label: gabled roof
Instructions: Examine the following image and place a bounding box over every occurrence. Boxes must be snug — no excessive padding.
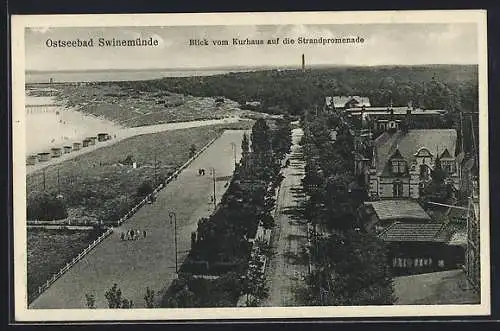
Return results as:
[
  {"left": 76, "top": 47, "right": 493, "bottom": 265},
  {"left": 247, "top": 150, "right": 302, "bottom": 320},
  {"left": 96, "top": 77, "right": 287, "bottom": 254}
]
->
[
  {"left": 373, "top": 129, "right": 457, "bottom": 176},
  {"left": 325, "top": 96, "right": 371, "bottom": 108},
  {"left": 414, "top": 147, "right": 433, "bottom": 158},
  {"left": 440, "top": 148, "right": 453, "bottom": 159},
  {"left": 389, "top": 149, "right": 404, "bottom": 160},
  {"left": 378, "top": 222, "right": 449, "bottom": 242},
  {"left": 364, "top": 199, "right": 431, "bottom": 222}
]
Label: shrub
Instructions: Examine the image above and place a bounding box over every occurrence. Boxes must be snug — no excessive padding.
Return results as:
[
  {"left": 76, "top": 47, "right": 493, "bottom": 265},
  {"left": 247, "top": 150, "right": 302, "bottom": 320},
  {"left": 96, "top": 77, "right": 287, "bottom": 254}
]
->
[
  {"left": 136, "top": 181, "right": 154, "bottom": 197},
  {"left": 27, "top": 191, "right": 68, "bottom": 221}
]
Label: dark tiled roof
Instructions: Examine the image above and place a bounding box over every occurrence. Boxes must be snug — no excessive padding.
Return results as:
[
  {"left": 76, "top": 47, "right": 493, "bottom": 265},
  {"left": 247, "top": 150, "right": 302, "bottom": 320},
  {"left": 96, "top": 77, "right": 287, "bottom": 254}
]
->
[
  {"left": 326, "top": 96, "right": 371, "bottom": 108},
  {"left": 373, "top": 129, "right": 457, "bottom": 176},
  {"left": 378, "top": 222, "right": 449, "bottom": 242},
  {"left": 347, "top": 107, "right": 446, "bottom": 116},
  {"left": 365, "top": 199, "right": 431, "bottom": 221},
  {"left": 389, "top": 149, "right": 404, "bottom": 160}
]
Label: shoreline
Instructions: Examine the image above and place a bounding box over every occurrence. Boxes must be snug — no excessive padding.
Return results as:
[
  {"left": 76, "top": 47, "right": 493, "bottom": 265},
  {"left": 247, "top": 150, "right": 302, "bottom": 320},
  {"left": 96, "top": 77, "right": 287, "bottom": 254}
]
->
[{"left": 26, "top": 117, "right": 242, "bottom": 175}]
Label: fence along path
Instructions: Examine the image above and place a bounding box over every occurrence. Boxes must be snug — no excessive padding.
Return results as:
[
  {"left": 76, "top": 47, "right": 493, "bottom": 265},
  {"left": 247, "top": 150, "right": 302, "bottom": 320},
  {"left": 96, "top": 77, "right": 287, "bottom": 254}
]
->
[
  {"left": 31, "top": 227, "right": 113, "bottom": 303},
  {"left": 29, "top": 133, "right": 222, "bottom": 304}
]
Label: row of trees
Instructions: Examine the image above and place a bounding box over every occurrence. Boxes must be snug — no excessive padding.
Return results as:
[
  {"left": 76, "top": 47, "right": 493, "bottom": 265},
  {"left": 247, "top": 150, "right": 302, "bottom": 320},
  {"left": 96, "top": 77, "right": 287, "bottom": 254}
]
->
[
  {"left": 301, "top": 111, "right": 364, "bottom": 232},
  {"left": 298, "top": 110, "right": 395, "bottom": 306},
  {"left": 161, "top": 118, "right": 292, "bottom": 307}
]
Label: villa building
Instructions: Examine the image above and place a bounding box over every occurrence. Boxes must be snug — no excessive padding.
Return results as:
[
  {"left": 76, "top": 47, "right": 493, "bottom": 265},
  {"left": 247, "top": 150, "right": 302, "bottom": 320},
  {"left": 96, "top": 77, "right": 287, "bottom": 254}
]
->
[{"left": 366, "top": 128, "right": 459, "bottom": 199}]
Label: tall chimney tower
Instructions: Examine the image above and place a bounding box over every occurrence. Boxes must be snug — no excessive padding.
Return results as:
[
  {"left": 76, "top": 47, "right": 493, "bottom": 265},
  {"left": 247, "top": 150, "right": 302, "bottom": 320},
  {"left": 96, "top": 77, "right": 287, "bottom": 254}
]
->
[{"left": 302, "top": 54, "right": 305, "bottom": 72}]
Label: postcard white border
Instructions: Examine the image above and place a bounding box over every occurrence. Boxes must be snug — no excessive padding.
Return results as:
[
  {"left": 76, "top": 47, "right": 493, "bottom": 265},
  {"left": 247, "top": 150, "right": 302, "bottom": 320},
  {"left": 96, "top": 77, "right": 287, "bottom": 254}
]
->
[{"left": 11, "top": 10, "right": 490, "bottom": 322}]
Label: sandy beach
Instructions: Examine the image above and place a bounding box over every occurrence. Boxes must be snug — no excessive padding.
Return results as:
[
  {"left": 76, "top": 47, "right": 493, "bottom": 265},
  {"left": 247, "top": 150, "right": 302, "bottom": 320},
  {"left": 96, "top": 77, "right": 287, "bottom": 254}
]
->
[
  {"left": 26, "top": 95, "right": 122, "bottom": 156},
  {"left": 26, "top": 116, "right": 241, "bottom": 175}
]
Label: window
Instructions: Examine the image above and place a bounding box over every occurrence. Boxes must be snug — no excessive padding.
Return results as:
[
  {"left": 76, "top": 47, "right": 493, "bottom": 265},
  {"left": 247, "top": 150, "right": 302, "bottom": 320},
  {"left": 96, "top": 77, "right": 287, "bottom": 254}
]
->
[
  {"left": 392, "top": 161, "right": 399, "bottom": 173},
  {"left": 419, "top": 182, "right": 425, "bottom": 195},
  {"left": 393, "top": 181, "right": 404, "bottom": 197},
  {"left": 443, "top": 161, "right": 456, "bottom": 174},
  {"left": 392, "top": 161, "right": 406, "bottom": 174},
  {"left": 420, "top": 164, "right": 428, "bottom": 179}
]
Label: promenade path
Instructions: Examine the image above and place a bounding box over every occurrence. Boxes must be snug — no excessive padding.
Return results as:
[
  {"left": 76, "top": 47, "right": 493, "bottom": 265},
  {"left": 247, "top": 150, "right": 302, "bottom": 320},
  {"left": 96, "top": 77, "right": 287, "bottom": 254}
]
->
[
  {"left": 26, "top": 117, "right": 241, "bottom": 175},
  {"left": 262, "top": 128, "right": 309, "bottom": 307},
  {"left": 30, "top": 130, "right": 247, "bottom": 309}
]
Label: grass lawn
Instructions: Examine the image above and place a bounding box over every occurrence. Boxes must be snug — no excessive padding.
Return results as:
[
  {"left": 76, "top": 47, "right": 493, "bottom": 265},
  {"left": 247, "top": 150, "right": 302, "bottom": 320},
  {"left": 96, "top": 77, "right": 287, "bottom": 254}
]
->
[
  {"left": 393, "top": 269, "right": 480, "bottom": 304},
  {"left": 27, "top": 121, "right": 253, "bottom": 225},
  {"left": 27, "top": 227, "right": 104, "bottom": 303}
]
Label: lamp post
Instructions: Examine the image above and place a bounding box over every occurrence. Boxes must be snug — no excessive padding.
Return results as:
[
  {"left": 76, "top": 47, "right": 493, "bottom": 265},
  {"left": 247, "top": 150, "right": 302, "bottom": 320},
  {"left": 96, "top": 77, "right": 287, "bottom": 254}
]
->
[
  {"left": 209, "top": 167, "right": 216, "bottom": 210},
  {"left": 230, "top": 142, "right": 237, "bottom": 167},
  {"left": 169, "top": 211, "right": 178, "bottom": 273}
]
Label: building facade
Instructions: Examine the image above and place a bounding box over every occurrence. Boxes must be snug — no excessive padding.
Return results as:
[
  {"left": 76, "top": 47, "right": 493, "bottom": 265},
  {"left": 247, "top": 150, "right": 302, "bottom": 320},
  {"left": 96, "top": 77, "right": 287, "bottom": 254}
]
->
[{"left": 368, "top": 129, "right": 459, "bottom": 199}]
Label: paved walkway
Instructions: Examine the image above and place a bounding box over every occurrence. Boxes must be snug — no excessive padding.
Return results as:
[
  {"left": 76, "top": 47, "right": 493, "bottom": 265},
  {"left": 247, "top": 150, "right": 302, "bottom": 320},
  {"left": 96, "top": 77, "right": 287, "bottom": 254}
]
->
[
  {"left": 30, "top": 130, "right": 247, "bottom": 309},
  {"left": 26, "top": 117, "right": 241, "bottom": 175},
  {"left": 262, "top": 128, "right": 309, "bottom": 307}
]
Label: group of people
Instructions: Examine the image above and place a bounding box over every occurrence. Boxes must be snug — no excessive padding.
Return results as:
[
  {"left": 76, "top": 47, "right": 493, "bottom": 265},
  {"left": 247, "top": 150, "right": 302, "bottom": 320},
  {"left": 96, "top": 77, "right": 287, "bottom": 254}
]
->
[
  {"left": 198, "top": 168, "right": 207, "bottom": 176},
  {"left": 120, "top": 229, "right": 147, "bottom": 241}
]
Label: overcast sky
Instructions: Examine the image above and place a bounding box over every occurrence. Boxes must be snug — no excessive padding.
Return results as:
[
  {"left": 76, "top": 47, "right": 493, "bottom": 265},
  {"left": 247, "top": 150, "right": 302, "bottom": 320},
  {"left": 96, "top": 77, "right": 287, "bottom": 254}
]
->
[{"left": 25, "top": 23, "right": 478, "bottom": 71}]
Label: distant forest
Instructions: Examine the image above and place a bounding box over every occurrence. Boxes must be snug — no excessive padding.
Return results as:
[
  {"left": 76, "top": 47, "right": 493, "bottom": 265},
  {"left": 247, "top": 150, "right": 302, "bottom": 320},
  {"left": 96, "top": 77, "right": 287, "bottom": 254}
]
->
[
  {"left": 117, "top": 65, "right": 478, "bottom": 114},
  {"left": 117, "top": 65, "right": 479, "bottom": 154}
]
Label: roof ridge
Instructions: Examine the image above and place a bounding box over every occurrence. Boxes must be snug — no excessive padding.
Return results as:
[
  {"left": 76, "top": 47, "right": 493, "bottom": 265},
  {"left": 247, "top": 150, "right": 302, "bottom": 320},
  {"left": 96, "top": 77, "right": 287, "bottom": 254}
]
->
[
  {"left": 433, "top": 222, "right": 449, "bottom": 241},
  {"left": 377, "top": 221, "right": 400, "bottom": 238}
]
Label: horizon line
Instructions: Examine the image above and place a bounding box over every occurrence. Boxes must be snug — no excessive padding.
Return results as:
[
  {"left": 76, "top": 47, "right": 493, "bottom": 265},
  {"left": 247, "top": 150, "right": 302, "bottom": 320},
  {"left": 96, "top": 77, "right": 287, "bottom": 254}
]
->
[{"left": 26, "top": 63, "right": 479, "bottom": 73}]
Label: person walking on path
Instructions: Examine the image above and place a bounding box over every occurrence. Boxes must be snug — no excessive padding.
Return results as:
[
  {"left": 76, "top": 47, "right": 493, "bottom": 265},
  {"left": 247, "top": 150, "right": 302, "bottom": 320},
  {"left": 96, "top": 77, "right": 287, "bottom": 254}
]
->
[
  {"left": 143, "top": 230, "right": 147, "bottom": 239},
  {"left": 136, "top": 229, "right": 141, "bottom": 240},
  {"left": 120, "top": 232, "right": 125, "bottom": 241}
]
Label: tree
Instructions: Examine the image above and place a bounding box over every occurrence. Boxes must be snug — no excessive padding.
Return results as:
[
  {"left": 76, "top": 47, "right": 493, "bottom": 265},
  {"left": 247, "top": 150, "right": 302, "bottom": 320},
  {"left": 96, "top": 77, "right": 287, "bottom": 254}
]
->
[
  {"left": 144, "top": 287, "right": 156, "bottom": 308},
  {"left": 431, "top": 157, "right": 446, "bottom": 185},
  {"left": 242, "top": 252, "right": 269, "bottom": 306},
  {"left": 189, "top": 144, "right": 197, "bottom": 158},
  {"left": 162, "top": 278, "right": 197, "bottom": 308},
  {"left": 27, "top": 191, "right": 68, "bottom": 221},
  {"left": 421, "top": 157, "right": 453, "bottom": 203},
  {"left": 104, "top": 283, "right": 134, "bottom": 308},
  {"left": 251, "top": 118, "right": 271, "bottom": 155},
  {"left": 136, "top": 180, "right": 154, "bottom": 197},
  {"left": 261, "top": 212, "right": 275, "bottom": 229},
  {"left": 104, "top": 283, "right": 122, "bottom": 308},
  {"left": 305, "top": 231, "right": 395, "bottom": 306},
  {"left": 122, "top": 155, "right": 134, "bottom": 165},
  {"left": 85, "top": 293, "right": 96, "bottom": 309},
  {"left": 241, "top": 132, "right": 250, "bottom": 155}
]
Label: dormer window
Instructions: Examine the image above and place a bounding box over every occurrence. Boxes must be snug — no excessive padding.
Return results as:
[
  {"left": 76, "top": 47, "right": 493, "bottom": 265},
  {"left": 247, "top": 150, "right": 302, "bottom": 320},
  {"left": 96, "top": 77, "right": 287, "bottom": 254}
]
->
[
  {"left": 392, "top": 160, "right": 407, "bottom": 174},
  {"left": 439, "top": 148, "right": 455, "bottom": 174},
  {"left": 389, "top": 149, "right": 406, "bottom": 174}
]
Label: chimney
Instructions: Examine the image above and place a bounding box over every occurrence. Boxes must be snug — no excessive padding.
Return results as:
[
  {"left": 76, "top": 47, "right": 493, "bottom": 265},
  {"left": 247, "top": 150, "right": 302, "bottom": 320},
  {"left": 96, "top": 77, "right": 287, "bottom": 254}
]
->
[
  {"left": 406, "top": 101, "right": 412, "bottom": 129},
  {"left": 302, "top": 54, "right": 305, "bottom": 72}
]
